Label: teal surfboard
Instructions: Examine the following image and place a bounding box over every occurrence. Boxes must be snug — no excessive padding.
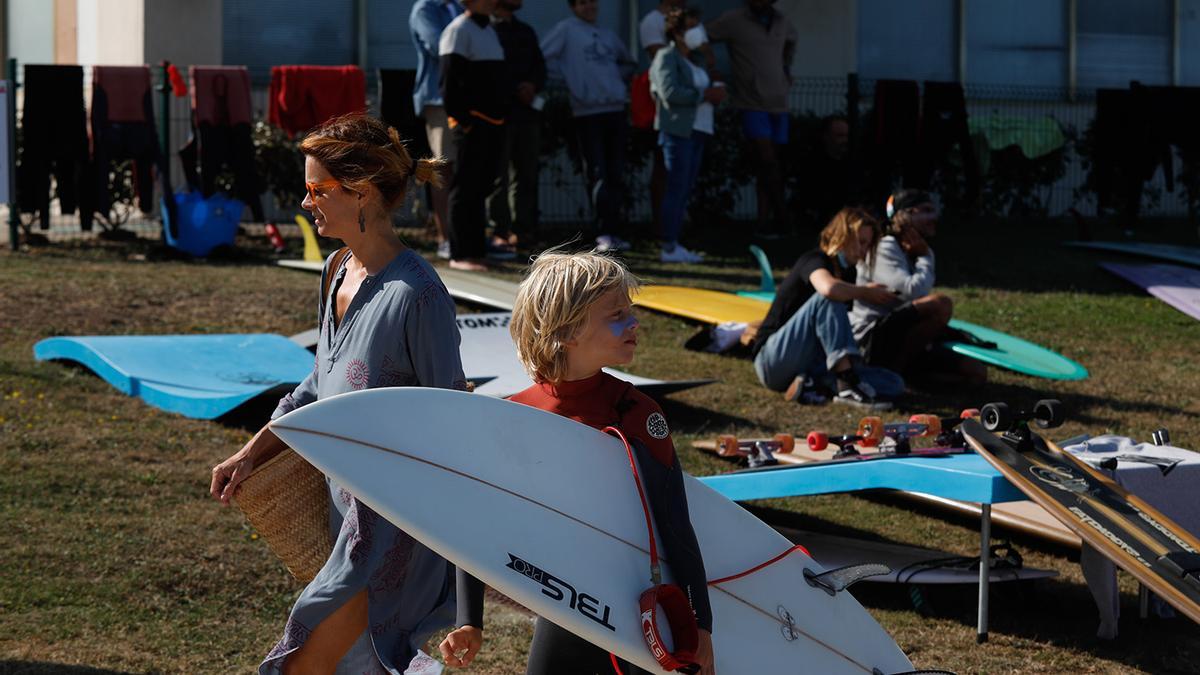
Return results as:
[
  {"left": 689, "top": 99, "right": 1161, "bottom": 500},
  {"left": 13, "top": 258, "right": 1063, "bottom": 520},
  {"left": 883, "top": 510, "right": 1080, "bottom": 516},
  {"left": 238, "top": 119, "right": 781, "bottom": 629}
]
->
[
  {"left": 737, "top": 248, "right": 1088, "bottom": 381},
  {"left": 942, "top": 319, "right": 1088, "bottom": 380}
]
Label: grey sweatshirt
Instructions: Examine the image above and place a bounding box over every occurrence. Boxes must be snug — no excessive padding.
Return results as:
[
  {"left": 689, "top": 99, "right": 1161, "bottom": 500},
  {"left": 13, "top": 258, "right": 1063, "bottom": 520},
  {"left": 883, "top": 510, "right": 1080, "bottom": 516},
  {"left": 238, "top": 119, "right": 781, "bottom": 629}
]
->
[{"left": 850, "top": 235, "right": 936, "bottom": 342}]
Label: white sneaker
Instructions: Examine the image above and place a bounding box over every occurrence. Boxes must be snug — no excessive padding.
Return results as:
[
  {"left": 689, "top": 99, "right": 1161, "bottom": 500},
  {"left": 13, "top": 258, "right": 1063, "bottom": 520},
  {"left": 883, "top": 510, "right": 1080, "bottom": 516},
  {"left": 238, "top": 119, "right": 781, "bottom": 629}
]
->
[
  {"left": 661, "top": 244, "right": 705, "bottom": 264},
  {"left": 595, "top": 235, "right": 632, "bottom": 253},
  {"left": 436, "top": 240, "right": 451, "bottom": 260}
]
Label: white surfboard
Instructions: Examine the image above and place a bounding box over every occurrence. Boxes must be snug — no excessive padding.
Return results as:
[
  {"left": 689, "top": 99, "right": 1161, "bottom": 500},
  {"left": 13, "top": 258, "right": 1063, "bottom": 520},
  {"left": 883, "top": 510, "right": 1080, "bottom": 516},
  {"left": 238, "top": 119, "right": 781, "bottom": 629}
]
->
[
  {"left": 453, "top": 312, "right": 714, "bottom": 398},
  {"left": 270, "top": 388, "right": 916, "bottom": 674},
  {"left": 289, "top": 314, "right": 714, "bottom": 398}
]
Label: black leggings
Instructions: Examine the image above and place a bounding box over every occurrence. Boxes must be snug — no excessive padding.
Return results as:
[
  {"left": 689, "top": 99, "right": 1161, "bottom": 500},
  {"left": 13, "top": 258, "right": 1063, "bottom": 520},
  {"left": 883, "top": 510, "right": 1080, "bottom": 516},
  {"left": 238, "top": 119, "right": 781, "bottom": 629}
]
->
[{"left": 525, "top": 618, "right": 647, "bottom": 675}]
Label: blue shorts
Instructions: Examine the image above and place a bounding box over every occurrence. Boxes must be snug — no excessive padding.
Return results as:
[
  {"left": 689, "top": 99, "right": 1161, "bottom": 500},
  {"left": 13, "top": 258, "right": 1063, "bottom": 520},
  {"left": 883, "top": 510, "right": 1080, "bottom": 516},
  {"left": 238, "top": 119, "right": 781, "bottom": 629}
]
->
[{"left": 741, "top": 110, "right": 789, "bottom": 145}]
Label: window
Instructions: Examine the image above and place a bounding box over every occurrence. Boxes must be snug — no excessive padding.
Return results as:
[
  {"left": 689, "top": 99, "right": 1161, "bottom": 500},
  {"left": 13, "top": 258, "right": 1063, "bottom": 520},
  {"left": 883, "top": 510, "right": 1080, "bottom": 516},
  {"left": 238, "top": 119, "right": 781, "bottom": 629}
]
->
[
  {"left": 858, "top": 0, "right": 957, "bottom": 82},
  {"left": 966, "top": 0, "right": 1068, "bottom": 88},
  {"left": 1077, "top": 0, "right": 1171, "bottom": 89}
]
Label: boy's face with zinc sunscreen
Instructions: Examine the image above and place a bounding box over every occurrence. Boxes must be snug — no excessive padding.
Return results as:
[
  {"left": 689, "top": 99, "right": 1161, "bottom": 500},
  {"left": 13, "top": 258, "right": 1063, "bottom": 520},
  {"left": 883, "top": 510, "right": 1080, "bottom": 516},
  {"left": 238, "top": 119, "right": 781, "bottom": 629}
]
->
[{"left": 565, "top": 287, "right": 639, "bottom": 375}]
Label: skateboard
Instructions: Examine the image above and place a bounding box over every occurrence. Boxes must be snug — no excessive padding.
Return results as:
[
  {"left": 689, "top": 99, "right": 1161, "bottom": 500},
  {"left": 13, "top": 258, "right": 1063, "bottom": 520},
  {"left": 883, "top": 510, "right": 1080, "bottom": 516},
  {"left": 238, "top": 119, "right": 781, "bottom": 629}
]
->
[
  {"left": 803, "top": 409, "right": 980, "bottom": 461},
  {"left": 962, "top": 400, "right": 1200, "bottom": 626},
  {"left": 692, "top": 433, "right": 795, "bottom": 468}
]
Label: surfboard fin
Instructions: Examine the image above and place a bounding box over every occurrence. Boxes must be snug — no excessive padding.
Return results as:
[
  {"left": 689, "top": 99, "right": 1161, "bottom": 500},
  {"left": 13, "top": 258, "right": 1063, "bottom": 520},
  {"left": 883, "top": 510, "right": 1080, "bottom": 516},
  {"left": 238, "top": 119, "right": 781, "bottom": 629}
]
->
[{"left": 803, "top": 563, "right": 891, "bottom": 596}]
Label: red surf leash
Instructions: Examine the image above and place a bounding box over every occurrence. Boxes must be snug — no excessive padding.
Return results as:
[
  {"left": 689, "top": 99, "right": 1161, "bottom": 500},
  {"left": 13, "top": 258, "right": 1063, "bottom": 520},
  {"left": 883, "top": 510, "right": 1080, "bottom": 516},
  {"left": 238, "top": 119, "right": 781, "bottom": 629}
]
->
[{"left": 603, "top": 427, "right": 811, "bottom": 675}]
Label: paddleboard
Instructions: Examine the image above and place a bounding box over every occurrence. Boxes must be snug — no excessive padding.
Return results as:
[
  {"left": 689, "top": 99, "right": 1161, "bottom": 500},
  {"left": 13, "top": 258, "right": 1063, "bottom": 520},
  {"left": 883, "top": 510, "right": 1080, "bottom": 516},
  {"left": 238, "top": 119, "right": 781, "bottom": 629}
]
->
[
  {"left": 1065, "top": 241, "right": 1200, "bottom": 268},
  {"left": 961, "top": 418, "right": 1200, "bottom": 625},
  {"left": 33, "top": 334, "right": 313, "bottom": 419},
  {"left": 1100, "top": 262, "right": 1200, "bottom": 321},
  {"left": 270, "top": 388, "right": 916, "bottom": 674},
  {"left": 775, "top": 527, "right": 1057, "bottom": 585}
]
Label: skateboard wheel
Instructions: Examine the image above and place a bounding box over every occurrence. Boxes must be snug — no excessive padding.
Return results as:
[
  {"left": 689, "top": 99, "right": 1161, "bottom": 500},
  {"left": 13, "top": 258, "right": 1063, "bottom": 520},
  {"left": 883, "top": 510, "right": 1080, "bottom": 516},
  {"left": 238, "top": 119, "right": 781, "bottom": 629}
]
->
[
  {"left": 858, "top": 416, "right": 883, "bottom": 447},
  {"left": 716, "top": 434, "right": 740, "bottom": 457},
  {"left": 806, "top": 431, "right": 829, "bottom": 451},
  {"left": 981, "top": 402, "right": 1011, "bottom": 432},
  {"left": 773, "top": 433, "right": 795, "bottom": 454},
  {"left": 960, "top": 408, "right": 980, "bottom": 420},
  {"left": 909, "top": 414, "right": 942, "bottom": 437},
  {"left": 1033, "top": 399, "right": 1065, "bottom": 429}
]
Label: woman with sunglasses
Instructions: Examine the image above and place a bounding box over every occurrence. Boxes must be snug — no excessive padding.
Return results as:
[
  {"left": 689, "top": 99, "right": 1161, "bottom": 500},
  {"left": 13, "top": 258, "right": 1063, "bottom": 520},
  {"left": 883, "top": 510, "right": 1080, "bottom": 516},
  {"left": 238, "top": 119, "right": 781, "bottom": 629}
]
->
[{"left": 209, "top": 113, "right": 483, "bottom": 674}]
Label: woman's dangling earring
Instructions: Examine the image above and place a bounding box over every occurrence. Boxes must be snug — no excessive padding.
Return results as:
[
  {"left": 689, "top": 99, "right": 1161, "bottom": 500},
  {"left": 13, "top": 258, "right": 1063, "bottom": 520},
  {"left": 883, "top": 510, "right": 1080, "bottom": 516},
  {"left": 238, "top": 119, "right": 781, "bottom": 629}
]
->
[{"left": 358, "top": 195, "right": 365, "bottom": 233}]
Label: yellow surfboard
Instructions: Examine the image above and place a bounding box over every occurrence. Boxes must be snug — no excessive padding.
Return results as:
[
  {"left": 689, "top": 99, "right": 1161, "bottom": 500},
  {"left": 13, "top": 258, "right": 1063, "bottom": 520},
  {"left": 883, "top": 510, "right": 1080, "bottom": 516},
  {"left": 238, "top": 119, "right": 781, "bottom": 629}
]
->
[
  {"left": 295, "top": 215, "right": 324, "bottom": 263},
  {"left": 632, "top": 285, "right": 769, "bottom": 325}
]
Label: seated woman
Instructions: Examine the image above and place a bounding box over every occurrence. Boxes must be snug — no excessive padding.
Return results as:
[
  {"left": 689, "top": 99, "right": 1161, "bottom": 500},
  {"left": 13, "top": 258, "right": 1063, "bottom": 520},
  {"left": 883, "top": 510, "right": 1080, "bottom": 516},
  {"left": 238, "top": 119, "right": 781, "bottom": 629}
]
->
[
  {"left": 750, "top": 207, "right": 904, "bottom": 409},
  {"left": 849, "top": 189, "right": 988, "bottom": 388}
]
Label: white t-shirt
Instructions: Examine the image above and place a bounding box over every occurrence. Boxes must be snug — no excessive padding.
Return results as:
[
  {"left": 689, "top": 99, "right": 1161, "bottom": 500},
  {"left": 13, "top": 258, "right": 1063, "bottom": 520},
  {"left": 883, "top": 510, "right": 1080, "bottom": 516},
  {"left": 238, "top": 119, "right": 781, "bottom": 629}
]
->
[
  {"left": 639, "top": 10, "right": 666, "bottom": 51},
  {"left": 687, "top": 60, "right": 714, "bottom": 134}
]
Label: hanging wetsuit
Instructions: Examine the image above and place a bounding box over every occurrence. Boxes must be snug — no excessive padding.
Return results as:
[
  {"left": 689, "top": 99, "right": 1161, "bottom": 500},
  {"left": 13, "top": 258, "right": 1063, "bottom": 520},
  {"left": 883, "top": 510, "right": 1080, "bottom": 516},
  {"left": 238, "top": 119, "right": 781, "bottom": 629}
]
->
[
  {"left": 91, "top": 66, "right": 162, "bottom": 218},
  {"left": 17, "top": 65, "right": 94, "bottom": 231},
  {"left": 178, "top": 66, "right": 265, "bottom": 221}
]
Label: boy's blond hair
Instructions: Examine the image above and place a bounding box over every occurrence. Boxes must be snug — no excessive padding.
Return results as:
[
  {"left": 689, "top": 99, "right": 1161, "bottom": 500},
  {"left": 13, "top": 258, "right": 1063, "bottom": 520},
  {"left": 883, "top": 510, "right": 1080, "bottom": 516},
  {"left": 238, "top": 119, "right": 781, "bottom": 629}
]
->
[{"left": 511, "top": 248, "right": 640, "bottom": 384}]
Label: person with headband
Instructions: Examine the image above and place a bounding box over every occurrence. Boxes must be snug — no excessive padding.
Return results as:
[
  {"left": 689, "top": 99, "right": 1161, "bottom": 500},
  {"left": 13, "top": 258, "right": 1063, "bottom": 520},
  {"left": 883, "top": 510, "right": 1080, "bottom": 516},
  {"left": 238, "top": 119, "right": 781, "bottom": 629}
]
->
[
  {"left": 750, "top": 207, "right": 905, "bottom": 409},
  {"left": 209, "top": 114, "right": 481, "bottom": 674},
  {"left": 849, "top": 189, "right": 988, "bottom": 387},
  {"left": 468, "top": 247, "right": 716, "bottom": 674},
  {"left": 649, "top": 7, "right": 726, "bottom": 263}
]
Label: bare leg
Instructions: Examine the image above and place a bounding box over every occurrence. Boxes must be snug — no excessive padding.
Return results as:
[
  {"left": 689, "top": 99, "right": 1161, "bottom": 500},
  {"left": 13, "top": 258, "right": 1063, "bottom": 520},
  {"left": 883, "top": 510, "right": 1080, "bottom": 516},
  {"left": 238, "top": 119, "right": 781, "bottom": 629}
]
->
[
  {"left": 752, "top": 139, "right": 785, "bottom": 234},
  {"left": 429, "top": 162, "right": 454, "bottom": 244},
  {"left": 283, "top": 589, "right": 369, "bottom": 675}
]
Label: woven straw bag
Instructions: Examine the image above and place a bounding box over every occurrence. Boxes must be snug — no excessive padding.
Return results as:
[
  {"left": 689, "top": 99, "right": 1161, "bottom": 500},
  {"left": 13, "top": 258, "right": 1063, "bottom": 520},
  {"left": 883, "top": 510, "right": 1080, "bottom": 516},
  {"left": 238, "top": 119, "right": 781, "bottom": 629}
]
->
[{"left": 234, "top": 448, "right": 332, "bottom": 582}]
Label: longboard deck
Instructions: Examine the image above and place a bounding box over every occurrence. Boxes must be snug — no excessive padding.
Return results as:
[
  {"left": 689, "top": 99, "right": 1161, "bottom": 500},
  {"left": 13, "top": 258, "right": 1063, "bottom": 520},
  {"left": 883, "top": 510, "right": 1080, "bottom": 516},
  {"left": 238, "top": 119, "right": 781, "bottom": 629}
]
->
[
  {"left": 693, "top": 439, "right": 962, "bottom": 468},
  {"left": 961, "top": 418, "right": 1200, "bottom": 624},
  {"left": 775, "top": 526, "right": 1057, "bottom": 585}
]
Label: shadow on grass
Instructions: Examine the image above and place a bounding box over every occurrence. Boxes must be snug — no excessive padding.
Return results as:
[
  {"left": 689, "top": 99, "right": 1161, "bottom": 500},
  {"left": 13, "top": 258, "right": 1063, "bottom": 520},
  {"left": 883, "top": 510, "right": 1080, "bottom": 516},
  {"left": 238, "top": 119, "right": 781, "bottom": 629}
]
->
[
  {"left": 901, "top": 381, "right": 1199, "bottom": 430},
  {"left": 744, "top": 504, "right": 1200, "bottom": 674},
  {"left": 0, "top": 662, "right": 134, "bottom": 675},
  {"left": 658, "top": 397, "right": 761, "bottom": 434}
]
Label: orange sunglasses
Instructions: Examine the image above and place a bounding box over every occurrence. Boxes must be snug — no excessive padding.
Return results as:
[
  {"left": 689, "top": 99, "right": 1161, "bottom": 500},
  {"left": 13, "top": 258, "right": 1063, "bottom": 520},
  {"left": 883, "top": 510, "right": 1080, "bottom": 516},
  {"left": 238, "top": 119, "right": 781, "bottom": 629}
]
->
[{"left": 305, "top": 180, "right": 343, "bottom": 202}]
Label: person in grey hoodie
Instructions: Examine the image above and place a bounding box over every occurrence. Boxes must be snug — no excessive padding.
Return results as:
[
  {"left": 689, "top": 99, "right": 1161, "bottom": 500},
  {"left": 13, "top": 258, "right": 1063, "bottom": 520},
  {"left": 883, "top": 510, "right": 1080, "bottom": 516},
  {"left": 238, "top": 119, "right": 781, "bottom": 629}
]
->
[{"left": 541, "top": 0, "right": 637, "bottom": 252}]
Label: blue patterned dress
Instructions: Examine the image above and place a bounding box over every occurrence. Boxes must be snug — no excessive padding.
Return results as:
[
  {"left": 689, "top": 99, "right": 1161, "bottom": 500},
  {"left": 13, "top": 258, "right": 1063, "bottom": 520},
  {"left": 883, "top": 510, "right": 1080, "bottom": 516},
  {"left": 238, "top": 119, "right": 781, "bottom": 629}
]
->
[{"left": 262, "top": 248, "right": 469, "bottom": 674}]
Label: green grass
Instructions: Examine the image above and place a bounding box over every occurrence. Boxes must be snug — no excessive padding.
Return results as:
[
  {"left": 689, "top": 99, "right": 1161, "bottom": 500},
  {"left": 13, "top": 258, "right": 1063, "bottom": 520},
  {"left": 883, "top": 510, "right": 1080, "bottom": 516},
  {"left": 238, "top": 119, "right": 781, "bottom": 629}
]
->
[{"left": 1, "top": 217, "right": 1198, "bottom": 673}]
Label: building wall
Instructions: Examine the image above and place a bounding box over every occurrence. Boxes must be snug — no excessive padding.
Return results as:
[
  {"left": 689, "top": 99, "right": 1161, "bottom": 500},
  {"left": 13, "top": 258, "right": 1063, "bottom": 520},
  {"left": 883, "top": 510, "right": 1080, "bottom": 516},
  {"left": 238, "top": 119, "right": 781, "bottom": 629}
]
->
[
  {"left": 1183, "top": 0, "right": 1200, "bottom": 85},
  {"left": 144, "top": 0, "right": 222, "bottom": 69},
  {"left": 776, "top": 0, "right": 856, "bottom": 78},
  {"left": 7, "top": 0, "right": 55, "bottom": 66},
  {"left": 75, "top": 0, "right": 143, "bottom": 66}
]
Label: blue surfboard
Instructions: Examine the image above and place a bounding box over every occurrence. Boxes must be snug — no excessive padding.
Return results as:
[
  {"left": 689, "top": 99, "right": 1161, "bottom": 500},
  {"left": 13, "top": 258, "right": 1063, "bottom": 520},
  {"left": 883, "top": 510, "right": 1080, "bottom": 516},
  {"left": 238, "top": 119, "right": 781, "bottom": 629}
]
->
[{"left": 34, "top": 334, "right": 314, "bottom": 419}]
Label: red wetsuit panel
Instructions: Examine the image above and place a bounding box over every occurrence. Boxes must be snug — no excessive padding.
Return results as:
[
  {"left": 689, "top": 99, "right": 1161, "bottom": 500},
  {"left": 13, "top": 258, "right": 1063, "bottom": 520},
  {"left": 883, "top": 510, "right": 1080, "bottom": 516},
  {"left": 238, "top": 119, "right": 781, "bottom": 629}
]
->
[{"left": 509, "top": 371, "right": 676, "bottom": 467}]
